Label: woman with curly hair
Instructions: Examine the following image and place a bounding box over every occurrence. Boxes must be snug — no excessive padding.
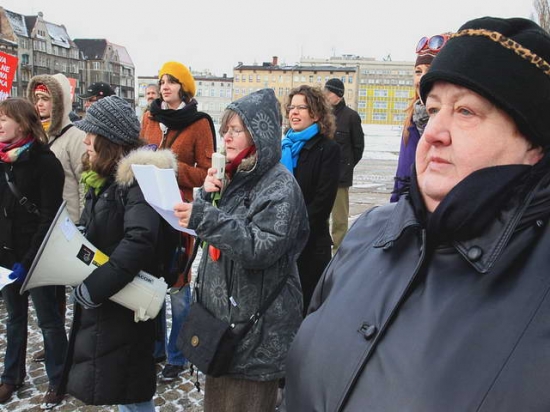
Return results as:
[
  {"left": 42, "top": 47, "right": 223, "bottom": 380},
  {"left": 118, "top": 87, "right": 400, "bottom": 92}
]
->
[{"left": 282, "top": 85, "right": 340, "bottom": 316}]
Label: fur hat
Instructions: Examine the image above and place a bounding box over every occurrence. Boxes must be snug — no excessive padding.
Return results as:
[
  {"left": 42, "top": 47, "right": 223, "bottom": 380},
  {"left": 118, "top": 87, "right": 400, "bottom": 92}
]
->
[
  {"left": 74, "top": 95, "right": 141, "bottom": 146},
  {"left": 420, "top": 17, "right": 550, "bottom": 148},
  {"left": 158, "top": 61, "right": 196, "bottom": 98},
  {"left": 324, "top": 78, "right": 345, "bottom": 98}
]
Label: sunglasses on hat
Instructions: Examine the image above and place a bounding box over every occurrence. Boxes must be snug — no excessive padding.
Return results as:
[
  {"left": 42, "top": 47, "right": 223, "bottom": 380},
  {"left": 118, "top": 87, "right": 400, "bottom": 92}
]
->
[{"left": 416, "top": 34, "right": 449, "bottom": 54}]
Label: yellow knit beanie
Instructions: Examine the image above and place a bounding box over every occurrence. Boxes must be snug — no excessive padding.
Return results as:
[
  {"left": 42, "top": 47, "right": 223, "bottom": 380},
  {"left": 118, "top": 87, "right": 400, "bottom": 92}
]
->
[{"left": 158, "top": 61, "right": 196, "bottom": 98}]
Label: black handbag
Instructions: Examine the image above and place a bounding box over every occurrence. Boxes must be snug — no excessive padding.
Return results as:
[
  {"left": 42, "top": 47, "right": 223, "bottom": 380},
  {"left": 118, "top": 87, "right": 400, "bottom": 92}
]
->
[{"left": 177, "top": 269, "right": 289, "bottom": 378}]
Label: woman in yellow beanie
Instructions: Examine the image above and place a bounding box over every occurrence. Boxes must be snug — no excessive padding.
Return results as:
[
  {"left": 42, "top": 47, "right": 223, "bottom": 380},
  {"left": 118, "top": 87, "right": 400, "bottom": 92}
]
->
[{"left": 140, "top": 60, "right": 216, "bottom": 383}]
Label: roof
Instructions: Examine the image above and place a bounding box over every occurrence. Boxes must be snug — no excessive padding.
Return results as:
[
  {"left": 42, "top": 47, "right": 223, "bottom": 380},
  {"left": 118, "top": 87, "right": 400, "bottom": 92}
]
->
[
  {"left": 110, "top": 42, "right": 134, "bottom": 67},
  {"left": 4, "top": 9, "right": 29, "bottom": 37},
  {"left": 45, "top": 22, "right": 70, "bottom": 48},
  {"left": 235, "top": 64, "right": 357, "bottom": 73},
  {"left": 73, "top": 38, "right": 108, "bottom": 60}
]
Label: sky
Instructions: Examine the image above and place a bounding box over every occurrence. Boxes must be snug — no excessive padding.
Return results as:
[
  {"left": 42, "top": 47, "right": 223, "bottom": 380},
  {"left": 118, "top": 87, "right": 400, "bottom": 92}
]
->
[{"left": 3, "top": 0, "right": 538, "bottom": 77}]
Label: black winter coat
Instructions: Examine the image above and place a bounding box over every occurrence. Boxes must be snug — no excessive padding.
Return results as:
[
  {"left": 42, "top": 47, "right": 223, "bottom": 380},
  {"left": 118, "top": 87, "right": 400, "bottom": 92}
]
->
[
  {"left": 293, "top": 134, "right": 340, "bottom": 312},
  {"left": 0, "top": 142, "right": 64, "bottom": 270},
  {"left": 61, "top": 148, "right": 177, "bottom": 406},
  {"left": 287, "top": 165, "right": 550, "bottom": 411},
  {"left": 332, "top": 99, "right": 364, "bottom": 187}
]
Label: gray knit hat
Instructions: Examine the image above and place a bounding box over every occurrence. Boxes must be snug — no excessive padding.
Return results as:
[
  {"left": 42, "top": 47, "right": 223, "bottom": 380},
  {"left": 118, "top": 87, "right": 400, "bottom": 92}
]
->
[{"left": 74, "top": 95, "right": 140, "bottom": 146}]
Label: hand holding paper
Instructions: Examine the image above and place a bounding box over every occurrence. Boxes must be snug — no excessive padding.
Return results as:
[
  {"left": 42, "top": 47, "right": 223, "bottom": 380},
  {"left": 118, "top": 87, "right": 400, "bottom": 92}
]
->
[{"left": 131, "top": 164, "right": 196, "bottom": 236}]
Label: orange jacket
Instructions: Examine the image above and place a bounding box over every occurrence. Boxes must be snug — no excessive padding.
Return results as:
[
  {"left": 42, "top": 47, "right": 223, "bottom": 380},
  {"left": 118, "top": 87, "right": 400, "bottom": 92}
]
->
[{"left": 140, "top": 115, "right": 214, "bottom": 201}]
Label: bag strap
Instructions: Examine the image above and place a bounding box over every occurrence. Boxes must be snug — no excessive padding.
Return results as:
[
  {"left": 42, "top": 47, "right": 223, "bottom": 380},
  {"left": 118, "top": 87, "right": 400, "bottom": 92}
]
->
[
  {"left": 3, "top": 164, "right": 40, "bottom": 216},
  {"left": 47, "top": 124, "right": 73, "bottom": 148},
  {"left": 235, "top": 272, "right": 289, "bottom": 338}
]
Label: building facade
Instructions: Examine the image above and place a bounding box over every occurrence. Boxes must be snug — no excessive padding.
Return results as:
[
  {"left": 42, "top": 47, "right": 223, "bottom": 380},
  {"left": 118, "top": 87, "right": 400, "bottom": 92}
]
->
[
  {"left": 74, "top": 38, "right": 135, "bottom": 108},
  {"left": 0, "top": 8, "right": 80, "bottom": 99},
  {"left": 195, "top": 73, "right": 233, "bottom": 124},
  {"left": 0, "top": 7, "right": 134, "bottom": 108},
  {"left": 301, "top": 56, "right": 415, "bottom": 125},
  {"left": 233, "top": 56, "right": 359, "bottom": 114}
]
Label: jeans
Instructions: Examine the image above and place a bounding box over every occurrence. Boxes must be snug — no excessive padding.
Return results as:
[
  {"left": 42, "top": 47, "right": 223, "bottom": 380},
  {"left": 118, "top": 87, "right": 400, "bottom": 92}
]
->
[
  {"left": 154, "top": 284, "right": 190, "bottom": 366},
  {"left": 1, "top": 283, "right": 68, "bottom": 388},
  {"left": 118, "top": 399, "right": 155, "bottom": 412}
]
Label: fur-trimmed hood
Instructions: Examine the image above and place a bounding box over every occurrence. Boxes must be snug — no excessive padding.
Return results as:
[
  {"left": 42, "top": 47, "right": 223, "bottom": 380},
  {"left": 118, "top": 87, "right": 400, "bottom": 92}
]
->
[
  {"left": 27, "top": 73, "right": 73, "bottom": 137},
  {"left": 116, "top": 147, "right": 177, "bottom": 187}
]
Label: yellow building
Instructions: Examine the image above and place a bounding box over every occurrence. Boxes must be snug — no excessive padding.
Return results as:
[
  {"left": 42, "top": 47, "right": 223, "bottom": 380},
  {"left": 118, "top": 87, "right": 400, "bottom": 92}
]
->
[
  {"left": 301, "top": 56, "right": 415, "bottom": 125},
  {"left": 232, "top": 56, "right": 359, "bottom": 110}
]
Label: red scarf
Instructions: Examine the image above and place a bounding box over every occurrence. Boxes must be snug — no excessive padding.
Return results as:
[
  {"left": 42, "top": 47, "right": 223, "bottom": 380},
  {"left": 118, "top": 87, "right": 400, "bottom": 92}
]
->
[{"left": 224, "top": 145, "right": 256, "bottom": 179}]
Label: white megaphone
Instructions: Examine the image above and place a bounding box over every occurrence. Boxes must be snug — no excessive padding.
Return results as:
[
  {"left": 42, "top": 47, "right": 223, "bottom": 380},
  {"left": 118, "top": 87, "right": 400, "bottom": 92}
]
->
[{"left": 21, "top": 201, "right": 167, "bottom": 322}]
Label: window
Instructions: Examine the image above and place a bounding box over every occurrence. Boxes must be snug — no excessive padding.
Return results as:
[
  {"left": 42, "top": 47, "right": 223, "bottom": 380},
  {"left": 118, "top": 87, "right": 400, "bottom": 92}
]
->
[
  {"left": 21, "top": 54, "right": 29, "bottom": 65},
  {"left": 309, "top": 75, "right": 314, "bottom": 83},
  {"left": 249, "top": 75, "right": 253, "bottom": 82},
  {"left": 374, "top": 90, "right": 388, "bottom": 97},
  {"left": 197, "top": 89, "right": 202, "bottom": 96},
  {"left": 358, "top": 102, "right": 366, "bottom": 108},
  {"left": 394, "top": 101, "right": 408, "bottom": 110},
  {"left": 256, "top": 75, "right": 261, "bottom": 82},
  {"left": 348, "top": 76, "right": 353, "bottom": 84},
  {"left": 220, "top": 89, "right": 224, "bottom": 97},
  {"left": 359, "top": 90, "right": 367, "bottom": 96},
  {"left": 395, "top": 90, "right": 410, "bottom": 98},
  {"left": 210, "top": 89, "right": 215, "bottom": 97},
  {"left": 373, "top": 113, "right": 387, "bottom": 121},
  {"left": 227, "top": 89, "right": 232, "bottom": 98},
  {"left": 374, "top": 101, "right": 387, "bottom": 109}
]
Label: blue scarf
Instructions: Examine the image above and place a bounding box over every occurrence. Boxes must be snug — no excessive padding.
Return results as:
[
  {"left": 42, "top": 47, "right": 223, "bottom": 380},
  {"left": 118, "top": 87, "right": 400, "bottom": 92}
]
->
[{"left": 281, "top": 123, "right": 319, "bottom": 172}]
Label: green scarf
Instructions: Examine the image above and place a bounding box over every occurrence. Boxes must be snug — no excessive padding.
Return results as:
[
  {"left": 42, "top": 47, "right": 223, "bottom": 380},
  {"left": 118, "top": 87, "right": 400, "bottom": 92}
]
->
[{"left": 81, "top": 170, "right": 107, "bottom": 195}]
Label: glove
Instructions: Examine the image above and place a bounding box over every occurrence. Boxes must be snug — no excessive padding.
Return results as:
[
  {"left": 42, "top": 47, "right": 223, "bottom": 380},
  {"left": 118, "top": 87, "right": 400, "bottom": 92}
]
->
[
  {"left": 8, "top": 263, "right": 27, "bottom": 284},
  {"left": 72, "top": 283, "right": 101, "bottom": 309}
]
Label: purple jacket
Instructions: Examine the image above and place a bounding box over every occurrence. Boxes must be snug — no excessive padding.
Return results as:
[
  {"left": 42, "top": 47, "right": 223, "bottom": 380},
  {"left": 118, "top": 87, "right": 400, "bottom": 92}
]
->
[{"left": 390, "top": 122, "right": 421, "bottom": 202}]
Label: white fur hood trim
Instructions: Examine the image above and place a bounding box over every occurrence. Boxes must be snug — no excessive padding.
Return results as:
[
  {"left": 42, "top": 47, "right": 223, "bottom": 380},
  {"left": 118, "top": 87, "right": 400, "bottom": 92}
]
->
[{"left": 116, "top": 148, "right": 178, "bottom": 187}]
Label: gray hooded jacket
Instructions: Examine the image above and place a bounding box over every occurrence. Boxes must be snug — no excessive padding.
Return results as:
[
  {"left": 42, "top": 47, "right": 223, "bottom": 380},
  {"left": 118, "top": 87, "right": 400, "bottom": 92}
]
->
[
  {"left": 27, "top": 73, "right": 86, "bottom": 222},
  {"left": 188, "top": 88, "right": 309, "bottom": 380}
]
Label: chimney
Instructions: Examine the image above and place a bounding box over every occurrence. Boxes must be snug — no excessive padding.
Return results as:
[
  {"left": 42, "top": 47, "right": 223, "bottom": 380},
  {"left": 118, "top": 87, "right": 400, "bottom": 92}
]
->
[{"left": 272, "top": 56, "right": 278, "bottom": 66}]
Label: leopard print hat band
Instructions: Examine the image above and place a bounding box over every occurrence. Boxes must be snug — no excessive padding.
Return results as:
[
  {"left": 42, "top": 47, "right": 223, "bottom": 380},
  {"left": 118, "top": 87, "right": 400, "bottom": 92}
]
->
[
  {"left": 420, "top": 17, "right": 550, "bottom": 149},
  {"left": 451, "top": 29, "right": 550, "bottom": 77}
]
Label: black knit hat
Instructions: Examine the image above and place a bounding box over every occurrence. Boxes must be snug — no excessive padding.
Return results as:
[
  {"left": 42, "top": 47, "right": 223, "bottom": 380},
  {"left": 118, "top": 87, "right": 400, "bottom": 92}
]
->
[
  {"left": 325, "top": 78, "right": 345, "bottom": 98},
  {"left": 420, "top": 16, "right": 550, "bottom": 148},
  {"left": 74, "top": 96, "right": 141, "bottom": 146}
]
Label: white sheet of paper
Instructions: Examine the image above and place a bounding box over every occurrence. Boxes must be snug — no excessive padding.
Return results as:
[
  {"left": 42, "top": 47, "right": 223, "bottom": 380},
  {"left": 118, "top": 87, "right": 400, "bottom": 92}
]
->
[
  {"left": 0, "top": 266, "right": 15, "bottom": 290},
  {"left": 131, "top": 164, "right": 196, "bottom": 236}
]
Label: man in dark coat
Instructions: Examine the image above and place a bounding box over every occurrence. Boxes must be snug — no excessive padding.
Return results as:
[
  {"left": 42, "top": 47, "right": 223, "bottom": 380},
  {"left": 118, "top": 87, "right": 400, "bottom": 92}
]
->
[
  {"left": 324, "top": 78, "right": 364, "bottom": 253},
  {"left": 286, "top": 17, "right": 550, "bottom": 412}
]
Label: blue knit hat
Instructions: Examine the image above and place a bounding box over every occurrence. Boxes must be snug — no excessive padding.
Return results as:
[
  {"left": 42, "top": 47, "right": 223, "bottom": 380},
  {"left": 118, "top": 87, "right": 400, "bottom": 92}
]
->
[{"left": 74, "top": 96, "right": 141, "bottom": 146}]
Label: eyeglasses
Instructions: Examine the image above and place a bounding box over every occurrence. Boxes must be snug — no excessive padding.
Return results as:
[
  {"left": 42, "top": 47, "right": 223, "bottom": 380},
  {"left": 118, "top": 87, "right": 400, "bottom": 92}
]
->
[
  {"left": 286, "top": 104, "right": 310, "bottom": 112},
  {"left": 222, "top": 128, "right": 244, "bottom": 138},
  {"left": 416, "top": 34, "right": 449, "bottom": 54}
]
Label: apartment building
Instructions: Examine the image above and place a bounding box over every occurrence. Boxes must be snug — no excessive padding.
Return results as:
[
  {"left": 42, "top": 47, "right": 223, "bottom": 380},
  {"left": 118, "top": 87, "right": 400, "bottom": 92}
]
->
[
  {"left": 74, "top": 39, "right": 135, "bottom": 108},
  {"left": 195, "top": 73, "right": 233, "bottom": 124},
  {"left": 0, "top": 7, "right": 134, "bottom": 108},
  {"left": 301, "top": 55, "right": 415, "bottom": 125},
  {"left": 0, "top": 8, "right": 80, "bottom": 98},
  {"left": 233, "top": 56, "right": 359, "bottom": 111}
]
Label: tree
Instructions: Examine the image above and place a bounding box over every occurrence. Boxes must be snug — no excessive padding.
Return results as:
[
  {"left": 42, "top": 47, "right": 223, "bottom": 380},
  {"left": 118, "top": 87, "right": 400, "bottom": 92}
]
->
[{"left": 534, "top": 0, "right": 550, "bottom": 32}]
